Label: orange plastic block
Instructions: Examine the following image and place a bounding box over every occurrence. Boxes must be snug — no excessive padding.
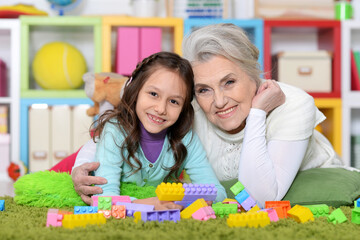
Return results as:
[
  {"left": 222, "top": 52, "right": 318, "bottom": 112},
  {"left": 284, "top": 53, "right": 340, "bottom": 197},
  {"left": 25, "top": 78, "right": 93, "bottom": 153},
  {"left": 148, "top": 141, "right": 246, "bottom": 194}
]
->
[
  {"left": 265, "top": 201, "right": 291, "bottom": 218},
  {"left": 112, "top": 205, "right": 126, "bottom": 219},
  {"left": 180, "top": 198, "right": 208, "bottom": 219},
  {"left": 62, "top": 213, "right": 106, "bottom": 229},
  {"left": 156, "top": 182, "right": 185, "bottom": 201},
  {"left": 227, "top": 212, "right": 270, "bottom": 228},
  {"left": 287, "top": 205, "right": 314, "bottom": 223}
]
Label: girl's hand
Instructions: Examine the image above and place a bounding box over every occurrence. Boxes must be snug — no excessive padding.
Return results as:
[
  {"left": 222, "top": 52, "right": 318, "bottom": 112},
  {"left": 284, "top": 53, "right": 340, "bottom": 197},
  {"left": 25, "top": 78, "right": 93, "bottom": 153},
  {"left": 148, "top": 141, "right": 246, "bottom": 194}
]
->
[
  {"left": 252, "top": 80, "right": 285, "bottom": 114},
  {"left": 132, "top": 197, "right": 184, "bottom": 211}
]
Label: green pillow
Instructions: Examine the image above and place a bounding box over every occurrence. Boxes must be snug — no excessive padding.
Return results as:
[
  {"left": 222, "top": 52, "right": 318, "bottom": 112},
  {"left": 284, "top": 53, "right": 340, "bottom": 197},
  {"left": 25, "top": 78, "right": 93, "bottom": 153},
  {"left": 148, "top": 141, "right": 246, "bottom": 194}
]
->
[{"left": 220, "top": 168, "right": 360, "bottom": 208}]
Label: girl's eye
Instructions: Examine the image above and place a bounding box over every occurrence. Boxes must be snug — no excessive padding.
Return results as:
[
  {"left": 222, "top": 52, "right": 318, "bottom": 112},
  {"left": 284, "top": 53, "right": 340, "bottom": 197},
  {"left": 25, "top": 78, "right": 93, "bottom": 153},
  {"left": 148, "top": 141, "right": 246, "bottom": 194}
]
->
[
  {"left": 170, "top": 99, "right": 179, "bottom": 105},
  {"left": 150, "top": 92, "right": 157, "bottom": 97}
]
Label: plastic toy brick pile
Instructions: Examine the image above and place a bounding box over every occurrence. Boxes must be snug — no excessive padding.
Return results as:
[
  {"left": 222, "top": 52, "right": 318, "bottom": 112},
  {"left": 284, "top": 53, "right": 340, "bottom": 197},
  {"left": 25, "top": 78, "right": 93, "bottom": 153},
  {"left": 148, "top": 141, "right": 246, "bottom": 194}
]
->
[{"left": 42, "top": 181, "right": 360, "bottom": 229}]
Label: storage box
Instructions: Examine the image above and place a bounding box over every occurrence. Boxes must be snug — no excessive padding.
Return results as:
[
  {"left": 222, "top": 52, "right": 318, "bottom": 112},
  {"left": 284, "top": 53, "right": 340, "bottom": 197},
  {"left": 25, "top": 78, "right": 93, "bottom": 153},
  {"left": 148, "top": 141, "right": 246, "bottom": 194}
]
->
[
  {"left": 0, "top": 59, "right": 7, "bottom": 97},
  {"left": 0, "top": 133, "right": 10, "bottom": 175},
  {"left": 254, "top": 0, "right": 334, "bottom": 19},
  {"left": 274, "top": 51, "right": 332, "bottom": 92}
]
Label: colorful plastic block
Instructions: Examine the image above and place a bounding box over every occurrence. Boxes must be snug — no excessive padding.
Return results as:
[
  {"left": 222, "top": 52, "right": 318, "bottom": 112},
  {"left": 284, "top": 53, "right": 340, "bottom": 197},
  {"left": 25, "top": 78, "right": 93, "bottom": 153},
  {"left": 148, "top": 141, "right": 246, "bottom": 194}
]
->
[
  {"left": 230, "top": 181, "right": 245, "bottom": 196},
  {"left": 261, "top": 208, "right": 279, "bottom": 222},
  {"left": 0, "top": 200, "right": 4, "bottom": 211},
  {"left": 235, "top": 189, "right": 250, "bottom": 204},
  {"left": 174, "top": 200, "right": 193, "bottom": 208},
  {"left": 247, "top": 205, "right": 261, "bottom": 214},
  {"left": 180, "top": 198, "right": 208, "bottom": 219},
  {"left": 98, "top": 197, "right": 112, "bottom": 210},
  {"left": 155, "top": 182, "right": 185, "bottom": 201},
  {"left": 182, "top": 183, "right": 217, "bottom": 201},
  {"left": 98, "top": 210, "right": 112, "bottom": 219},
  {"left": 116, "top": 202, "right": 154, "bottom": 217},
  {"left": 265, "top": 201, "right": 291, "bottom": 219},
  {"left": 212, "top": 202, "right": 238, "bottom": 217},
  {"left": 287, "top": 205, "right": 314, "bottom": 223},
  {"left": 327, "top": 208, "right": 348, "bottom": 224},
  {"left": 62, "top": 213, "right": 106, "bottom": 229},
  {"left": 355, "top": 198, "right": 360, "bottom": 208},
  {"left": 351, "top": 208, "right": 360, "bottom": 224},
  {"left": 241, "top": 196, "right": 257, "bottom": 211},
  {"left": 303, "top": 204, "right": 329, "bottom": 217},
  {"left": 136, "top": 209, "right": 181, "bottom": 223},
  {"left": 112, "top": 205, "right": 126, "bottom": 219},
  {"left": 227, "top": 212, "right": 270, "bottom": 228},
  {"left": 46, "top": 209, "right": 63, "bottom": 227},
  {"left": 74, "top": 206, "right": 98, "bottom": 214},
  {"left": 91, "top": 195, "right": 131, "bottom": 206},
  {"left": 222, "top": 198, "right": 237, "bottom": 203},
  {"left": 192, "top": 206, "right": 216, "bottom": 221}
]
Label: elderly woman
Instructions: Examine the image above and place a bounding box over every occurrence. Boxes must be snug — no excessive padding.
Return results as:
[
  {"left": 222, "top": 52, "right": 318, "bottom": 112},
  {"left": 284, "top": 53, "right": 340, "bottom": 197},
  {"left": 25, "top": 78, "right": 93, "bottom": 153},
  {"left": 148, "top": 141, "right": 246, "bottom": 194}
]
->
[{"left": 68, "top": 23, "right": 343, "bottom": 206}]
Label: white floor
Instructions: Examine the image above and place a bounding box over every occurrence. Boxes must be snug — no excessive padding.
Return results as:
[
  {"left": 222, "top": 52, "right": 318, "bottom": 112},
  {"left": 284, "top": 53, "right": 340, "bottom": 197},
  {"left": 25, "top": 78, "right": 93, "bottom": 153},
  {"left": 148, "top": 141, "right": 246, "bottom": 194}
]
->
[{"left": 0, "top": 174, "right": 15, "bottom": 197}]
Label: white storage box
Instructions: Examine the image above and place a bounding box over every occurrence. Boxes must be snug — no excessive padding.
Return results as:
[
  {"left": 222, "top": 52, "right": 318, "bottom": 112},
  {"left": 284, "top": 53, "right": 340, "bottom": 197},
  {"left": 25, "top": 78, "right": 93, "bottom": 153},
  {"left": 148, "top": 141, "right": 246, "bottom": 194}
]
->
[
  {"left": 275, "top": 51, "right": 332, "bottom": 92},
  {"left": 0, "top": 133, "right": 10, "bottom": 175}
]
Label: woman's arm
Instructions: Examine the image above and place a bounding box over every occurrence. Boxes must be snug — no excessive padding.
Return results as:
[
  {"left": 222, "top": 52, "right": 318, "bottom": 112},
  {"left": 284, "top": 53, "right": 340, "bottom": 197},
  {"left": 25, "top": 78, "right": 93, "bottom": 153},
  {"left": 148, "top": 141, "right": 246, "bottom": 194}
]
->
[{"left": 238, "top": 108, "right": 308, "bottom": 207}]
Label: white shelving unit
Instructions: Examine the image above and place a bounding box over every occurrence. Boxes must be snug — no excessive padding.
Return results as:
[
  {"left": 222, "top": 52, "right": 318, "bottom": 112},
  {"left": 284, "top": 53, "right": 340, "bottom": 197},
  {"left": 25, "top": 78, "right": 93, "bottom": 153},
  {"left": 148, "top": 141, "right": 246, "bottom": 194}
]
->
[
  {"left": 341, "top": 20, "right": 360, "bottom": 167},
  {"left": 0, "top": 19, "right": 20, "bottom": 176}
]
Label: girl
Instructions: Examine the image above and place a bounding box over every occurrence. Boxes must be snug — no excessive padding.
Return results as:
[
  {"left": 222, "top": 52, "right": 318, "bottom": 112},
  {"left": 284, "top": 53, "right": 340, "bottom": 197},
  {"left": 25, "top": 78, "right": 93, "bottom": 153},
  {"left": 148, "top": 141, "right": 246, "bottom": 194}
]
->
[{"left": 92, "top": 52, "right": 226, "bottom": 209}]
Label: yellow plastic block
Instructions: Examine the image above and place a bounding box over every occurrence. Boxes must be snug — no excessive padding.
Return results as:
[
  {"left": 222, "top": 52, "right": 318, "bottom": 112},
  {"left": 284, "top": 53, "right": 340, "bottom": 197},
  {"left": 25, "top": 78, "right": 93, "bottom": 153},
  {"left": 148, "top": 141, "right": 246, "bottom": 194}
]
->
[
  {"left": 247, "top": 205, "right": 261, "bottom": 214},
  {"left": 287, "top": 205, "right": 314, "bottom": 223},
  {"left": 134, "top": 211, "right": 142, "bottom": 223},
  {"left": 227, "top": 212, "right": 270, "bottom": 228},
  {"left": 155, "top": 182, "right": 185, "bottom": 201},
  {"left": 180, "top": 198, "right": 208, "bottom": 219},
  {"left": 62, "top": 213, "right": 106, "bottom": 229},
  {"left": 222, "top": 198, "right": 237, "bottom": 203}
]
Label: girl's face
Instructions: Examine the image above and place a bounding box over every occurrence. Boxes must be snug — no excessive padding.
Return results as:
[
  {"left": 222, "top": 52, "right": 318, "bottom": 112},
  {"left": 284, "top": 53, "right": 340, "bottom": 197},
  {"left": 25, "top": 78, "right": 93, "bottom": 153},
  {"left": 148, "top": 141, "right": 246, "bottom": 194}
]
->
[
  {"left": 136, "top": 68, "right": 187, "bottom": 134},
  {"left": 193, "top": 55, "right": 257, "bottom": 134}
]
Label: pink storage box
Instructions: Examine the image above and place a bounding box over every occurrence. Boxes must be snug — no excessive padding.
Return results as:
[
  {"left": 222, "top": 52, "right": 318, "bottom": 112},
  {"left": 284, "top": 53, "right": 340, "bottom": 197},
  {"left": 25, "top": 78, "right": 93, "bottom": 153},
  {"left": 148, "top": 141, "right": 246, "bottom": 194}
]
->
[{"left": 0, "top": 59, "right": 7, "bottom": 97}]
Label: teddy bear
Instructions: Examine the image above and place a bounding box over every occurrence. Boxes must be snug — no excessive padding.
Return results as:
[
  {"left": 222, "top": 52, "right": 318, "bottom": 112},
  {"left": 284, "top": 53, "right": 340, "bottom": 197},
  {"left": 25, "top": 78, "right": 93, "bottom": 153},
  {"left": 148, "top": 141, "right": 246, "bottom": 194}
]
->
[{"left": 82, "top": 72, "right": 128, "bottom": 117}]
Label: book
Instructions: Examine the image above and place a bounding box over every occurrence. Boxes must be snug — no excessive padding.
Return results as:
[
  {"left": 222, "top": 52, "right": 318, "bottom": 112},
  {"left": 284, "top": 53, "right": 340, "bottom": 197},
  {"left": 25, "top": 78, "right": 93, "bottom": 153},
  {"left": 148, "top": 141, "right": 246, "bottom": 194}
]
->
[
  {"left": 0, "top": 105, "right": 8, "bottom": 133},
  {"left": 350, "top": 50, "right": 360, "bottom": 91}
]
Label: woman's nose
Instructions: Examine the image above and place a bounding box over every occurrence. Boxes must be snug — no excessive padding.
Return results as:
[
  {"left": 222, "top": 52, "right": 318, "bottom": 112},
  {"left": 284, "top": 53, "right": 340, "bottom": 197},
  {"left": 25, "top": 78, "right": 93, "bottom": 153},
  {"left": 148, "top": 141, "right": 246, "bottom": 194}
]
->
[{"left": 213, "top": 90, "right": 227, "bottom": 108}]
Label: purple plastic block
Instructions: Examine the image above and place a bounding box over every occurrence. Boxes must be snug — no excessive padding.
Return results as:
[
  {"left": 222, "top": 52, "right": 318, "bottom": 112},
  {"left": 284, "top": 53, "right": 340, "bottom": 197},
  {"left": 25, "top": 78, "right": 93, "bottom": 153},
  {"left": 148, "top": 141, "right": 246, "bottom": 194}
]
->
[
  {"left": 174, "top": 200, "right": 193, "bottom": 208},
  {"left": 74, "top": 206, "right": 98, "bottom": 214},
  {"left": 241, "top": 196, "right": 256, "bottom": 211},
  {"left": 234, "top": 189, "right": 249, "bottom": 204},
  {"left": 91, "top": 195, "right": 131, "bottom": 206},
  {"left": 116, "top": 201, "right": 154, "bottom": 217},
  {"left": 182, "top": 183, "right": 217, "bottom": 201},
  {"left": 141, "top": 209, "right": 180, "bottom": 223}
]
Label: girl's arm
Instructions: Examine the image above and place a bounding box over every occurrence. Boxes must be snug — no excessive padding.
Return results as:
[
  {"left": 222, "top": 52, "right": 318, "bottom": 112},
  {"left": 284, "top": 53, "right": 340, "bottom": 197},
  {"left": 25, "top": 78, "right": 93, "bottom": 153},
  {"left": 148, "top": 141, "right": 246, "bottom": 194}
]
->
[
  {"left": 183, "top": 132, "right": 227, "bottom": 202},
  {"left": 238, "top": 108, "right": 308, "bottom": 207}
]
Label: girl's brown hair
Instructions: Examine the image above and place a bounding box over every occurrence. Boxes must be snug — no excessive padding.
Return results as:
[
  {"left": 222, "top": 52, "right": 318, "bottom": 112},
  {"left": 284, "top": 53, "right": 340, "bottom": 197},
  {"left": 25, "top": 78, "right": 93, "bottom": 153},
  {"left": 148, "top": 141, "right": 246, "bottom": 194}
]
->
[{"left": 93, "top": 52, "right": 194, "bottom": 182}]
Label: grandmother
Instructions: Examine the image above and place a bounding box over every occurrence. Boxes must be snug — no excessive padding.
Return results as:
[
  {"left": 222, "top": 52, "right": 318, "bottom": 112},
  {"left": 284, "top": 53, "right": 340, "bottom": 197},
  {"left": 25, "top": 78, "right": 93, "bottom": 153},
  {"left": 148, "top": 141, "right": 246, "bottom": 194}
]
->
[{"left": 70, "top": 23, "right": 343, "bottom": 206}]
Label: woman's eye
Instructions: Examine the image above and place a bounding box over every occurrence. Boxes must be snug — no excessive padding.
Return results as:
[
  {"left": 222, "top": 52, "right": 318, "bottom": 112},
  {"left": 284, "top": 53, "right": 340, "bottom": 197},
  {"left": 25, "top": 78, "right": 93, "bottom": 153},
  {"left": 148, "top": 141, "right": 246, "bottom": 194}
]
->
[
  {"left": 198, "top": 88, "right": 209, "bottom": 94},
  {"left": 225, "top": 80, "right": 235, "bottom": 85}
]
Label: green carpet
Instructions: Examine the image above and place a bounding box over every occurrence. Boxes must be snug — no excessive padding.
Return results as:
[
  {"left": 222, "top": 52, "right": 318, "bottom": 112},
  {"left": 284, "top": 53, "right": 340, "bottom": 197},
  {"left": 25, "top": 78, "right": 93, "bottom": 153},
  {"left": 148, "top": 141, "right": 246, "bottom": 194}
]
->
[{"left": 1, "top": 196, "right": 360, "bottom": 240}]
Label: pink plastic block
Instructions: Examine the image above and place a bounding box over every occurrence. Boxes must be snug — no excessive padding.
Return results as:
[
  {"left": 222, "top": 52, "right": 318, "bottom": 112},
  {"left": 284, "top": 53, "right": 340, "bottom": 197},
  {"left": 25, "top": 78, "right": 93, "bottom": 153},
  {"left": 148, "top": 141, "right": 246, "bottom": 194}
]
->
[
  {"left": 192, "top": 206, "right": 216, "bottom": 221},
  {"left": 262, "top": 208, "right": 279, "bottom": 222},
  {"left": 116, "top": 27, "right": 140, "bottom": 76},
  {"left": 46, "top": 209, "right": 63, "bottom": 227},
  {"left": 139, "top": 27, "right": 162, "bottom": 60},
  {"left": 91, "top": 195, "right": 131, "bottom": 206},
  {"left": 0, "top": 59, "right": 7, "bottom": 97}
]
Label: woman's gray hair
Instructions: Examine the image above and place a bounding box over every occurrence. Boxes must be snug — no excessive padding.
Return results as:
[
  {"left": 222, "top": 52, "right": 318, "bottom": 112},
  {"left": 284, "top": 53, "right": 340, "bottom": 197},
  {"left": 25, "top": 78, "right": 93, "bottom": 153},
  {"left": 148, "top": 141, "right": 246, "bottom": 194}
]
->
[{"left": 182, "top": 23, "right": 261, "bottom": 88}]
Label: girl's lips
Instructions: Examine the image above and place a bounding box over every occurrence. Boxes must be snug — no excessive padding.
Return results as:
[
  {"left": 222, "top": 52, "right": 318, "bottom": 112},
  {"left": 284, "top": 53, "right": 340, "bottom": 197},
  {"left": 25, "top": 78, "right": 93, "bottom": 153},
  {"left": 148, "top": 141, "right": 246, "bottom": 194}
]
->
[
  {"left": 216, "top": 106, "right": 237, "bottom": 119},
  {"left": 147, "top": 113, "right": 165, "bottom": 124}
]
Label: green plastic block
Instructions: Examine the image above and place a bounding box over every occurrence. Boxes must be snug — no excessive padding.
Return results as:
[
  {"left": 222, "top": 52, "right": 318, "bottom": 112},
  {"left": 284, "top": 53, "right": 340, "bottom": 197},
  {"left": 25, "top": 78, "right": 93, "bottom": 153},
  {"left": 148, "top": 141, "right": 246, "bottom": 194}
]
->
[
  {"left": 230, "top": 181, "right": 245, "bottom": 196},
  {"left": 303, "top": 204, "right": 329, "bottom": 217},
  {"left": 212, "top": 202, "right": 238, "bottom": 218},
  {"left": 327, "top": 208, "right": 347, "bottom": 224},
  {"left": 351, "top": 208, "right": 360, "bottom": 224},
  {"left": 98, "top": 197, "right": 112, "bottom": 210}
]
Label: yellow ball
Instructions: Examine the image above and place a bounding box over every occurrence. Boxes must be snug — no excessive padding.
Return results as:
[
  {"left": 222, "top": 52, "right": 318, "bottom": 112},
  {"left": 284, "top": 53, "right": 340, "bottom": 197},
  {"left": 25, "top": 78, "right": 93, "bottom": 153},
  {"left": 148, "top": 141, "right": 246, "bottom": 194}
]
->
[{"left": 32, "top": 41, "right": 87, "bottom": 89}]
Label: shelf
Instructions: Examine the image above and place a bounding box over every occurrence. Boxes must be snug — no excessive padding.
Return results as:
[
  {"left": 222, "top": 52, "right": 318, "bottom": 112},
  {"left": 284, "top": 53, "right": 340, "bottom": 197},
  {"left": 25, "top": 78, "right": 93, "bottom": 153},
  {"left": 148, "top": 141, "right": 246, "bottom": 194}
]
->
[
  {"left": 20, "top": 16, "right": 102, "bottom": 98},
  {"left": 101, "top": 16, "right": 183, "bottom": 72},
  {"left": 264, "top": 19, "right": 341, "bottom": 98},
  {"left": 184, "top": 19, "right": 264, "bottom": 69}
]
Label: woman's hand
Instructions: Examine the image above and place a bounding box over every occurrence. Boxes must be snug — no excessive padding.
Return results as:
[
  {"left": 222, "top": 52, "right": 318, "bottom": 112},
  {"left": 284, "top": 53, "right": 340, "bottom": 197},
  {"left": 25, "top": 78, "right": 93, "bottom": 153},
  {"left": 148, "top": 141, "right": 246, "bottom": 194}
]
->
[
  {"left": 71, "top": 162, "right": 107, "bottom": 205},
  {"left": 252, "top": 80, "right": 285, "bottom": 114},
  {"left": 133, "top": 197, "right": 184, "bottom": 211}
]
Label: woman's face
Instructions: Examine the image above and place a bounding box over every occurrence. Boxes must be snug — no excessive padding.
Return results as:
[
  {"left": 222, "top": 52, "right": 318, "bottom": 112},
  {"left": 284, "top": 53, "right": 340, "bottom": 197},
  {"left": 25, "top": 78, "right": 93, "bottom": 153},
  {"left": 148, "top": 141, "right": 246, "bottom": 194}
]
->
[{"left": 193, "top": 55, "right": 257, "bottom": 134}]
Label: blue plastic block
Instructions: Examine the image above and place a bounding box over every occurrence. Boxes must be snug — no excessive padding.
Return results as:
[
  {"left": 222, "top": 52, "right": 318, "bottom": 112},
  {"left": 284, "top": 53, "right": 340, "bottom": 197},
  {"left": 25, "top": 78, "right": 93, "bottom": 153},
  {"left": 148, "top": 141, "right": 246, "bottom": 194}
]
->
[
  {"left": 0, "top": 200, "right": 4, "bottom": 211},
  {"left": 235, "top": 189, "right": 250, "bottom": 204},
  {"left": 74, "top": 206, "right": 98, "bottom": 214}
]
